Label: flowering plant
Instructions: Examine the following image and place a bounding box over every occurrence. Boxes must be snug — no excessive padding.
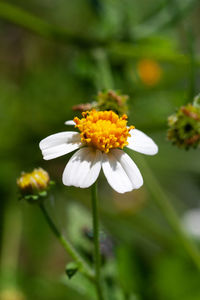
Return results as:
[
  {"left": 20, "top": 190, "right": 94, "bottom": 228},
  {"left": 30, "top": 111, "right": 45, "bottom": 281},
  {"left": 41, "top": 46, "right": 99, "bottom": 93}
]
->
[{"left": 39, "top": 110, "right": 158, "bottom": 193}]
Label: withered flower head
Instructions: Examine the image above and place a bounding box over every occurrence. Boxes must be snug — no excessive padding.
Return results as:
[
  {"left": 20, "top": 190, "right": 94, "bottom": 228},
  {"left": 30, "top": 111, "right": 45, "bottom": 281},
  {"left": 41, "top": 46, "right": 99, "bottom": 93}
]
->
[
  {"left": 167, "top": 98, "right": 200, "bottom": 149},
  {"left": 71, "top": 90, "right": 129, "bottom": 116},
  {"left": 72, "top": 103, "right": 93, "bottom": 112},
  {"left": 95, "top": 90, "right": 129, "bottom": 116}
]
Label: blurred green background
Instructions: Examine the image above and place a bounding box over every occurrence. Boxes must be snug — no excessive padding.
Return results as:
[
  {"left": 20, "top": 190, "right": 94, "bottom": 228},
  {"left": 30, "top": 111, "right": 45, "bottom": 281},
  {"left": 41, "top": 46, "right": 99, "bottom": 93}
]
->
[{"left": 1, "top": 0, "right": 200, "bottom": 299}]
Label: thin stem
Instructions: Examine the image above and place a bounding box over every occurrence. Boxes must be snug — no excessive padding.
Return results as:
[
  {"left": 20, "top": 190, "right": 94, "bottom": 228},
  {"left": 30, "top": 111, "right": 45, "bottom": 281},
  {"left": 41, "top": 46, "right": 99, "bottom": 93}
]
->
[
  {"left": 136, "top": 155, "right": 200, "bottom": 270},
  {"left": 91, "top": 182, "right": 105, "bottom": 300},
  {"left": 93, "top": 48, "right": 114, "bottom": 90},
  {"left": 39, "top": 202, "right": 94, "bottom": 281},
  {"left": 187, "top": 26, "right": 196, "bottom": 101}
]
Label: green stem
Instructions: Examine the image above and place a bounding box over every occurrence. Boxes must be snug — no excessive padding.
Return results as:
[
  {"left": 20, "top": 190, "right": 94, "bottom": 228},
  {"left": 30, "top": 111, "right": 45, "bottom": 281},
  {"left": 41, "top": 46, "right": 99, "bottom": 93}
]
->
[
  {"left": 136, "top": 155, "right": 200, "bottom": 270},
  {"left": 187, "top": 26, "right": 196, "bottom": 101},
  {"left": 91, "top": 182, "right": 105, "bottom": 300},
  {"left": 93, "top": 48, "right": 114, "bottom": 90},
  {"left": 39, "top": 203, "right": 94, "bottom": 281},
  {"left": 0, "top": 205, "right": 22, "bottom": 281}
]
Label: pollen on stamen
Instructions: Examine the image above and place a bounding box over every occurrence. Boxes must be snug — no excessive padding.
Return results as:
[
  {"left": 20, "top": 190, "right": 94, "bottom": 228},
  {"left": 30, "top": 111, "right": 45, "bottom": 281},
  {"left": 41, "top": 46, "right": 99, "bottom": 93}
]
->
[{"left": 74, "top": 110, "right": 134, "bottom": 153}]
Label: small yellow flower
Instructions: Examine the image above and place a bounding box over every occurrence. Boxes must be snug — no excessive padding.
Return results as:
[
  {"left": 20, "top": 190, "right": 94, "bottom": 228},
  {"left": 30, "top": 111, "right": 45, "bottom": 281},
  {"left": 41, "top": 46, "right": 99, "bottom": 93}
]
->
[
  {"left": 137, "top": 59, "right": 162, "bottom": 86},
  {"left": 17, "top": 168, "right": 50, "bottom": 196}
]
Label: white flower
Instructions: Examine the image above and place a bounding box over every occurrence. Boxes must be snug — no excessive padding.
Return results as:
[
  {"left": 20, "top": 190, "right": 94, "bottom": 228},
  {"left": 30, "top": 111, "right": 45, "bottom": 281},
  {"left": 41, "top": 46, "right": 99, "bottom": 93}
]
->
[{"left": 39, "top": 110, "right": 158, "bottom": 193}]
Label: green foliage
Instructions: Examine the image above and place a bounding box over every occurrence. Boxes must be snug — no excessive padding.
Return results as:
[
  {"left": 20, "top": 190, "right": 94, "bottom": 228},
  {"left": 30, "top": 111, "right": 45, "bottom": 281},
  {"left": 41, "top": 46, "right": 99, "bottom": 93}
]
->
[
  {"left": 153, "top": 255, "right": 200, "bottom": 300},
  {"left": 66, "top": 262, "right": 79, "bottom": 279},
  {"left": 1, "top": 0, "right": 200, "bottom": 299},
  {"left": 62, "top": 273, "right": 97, "bottom": 300}
]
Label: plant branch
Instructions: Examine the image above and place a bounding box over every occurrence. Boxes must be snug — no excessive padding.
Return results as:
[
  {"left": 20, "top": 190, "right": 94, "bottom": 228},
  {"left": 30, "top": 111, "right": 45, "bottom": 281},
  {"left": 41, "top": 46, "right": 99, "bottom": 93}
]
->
[
  {"left": 91, "top": 182, "right": 105, "bottom": 300},
  {"left": 39, "top": 202, "right": 94, "bottom": 281}
]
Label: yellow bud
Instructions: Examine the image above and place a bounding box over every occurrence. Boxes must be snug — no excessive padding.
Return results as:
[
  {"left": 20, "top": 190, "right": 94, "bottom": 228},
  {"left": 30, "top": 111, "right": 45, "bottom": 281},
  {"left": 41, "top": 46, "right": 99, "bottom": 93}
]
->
[{"left": 17, "top": 168, "right": 50, "bottom": 195}]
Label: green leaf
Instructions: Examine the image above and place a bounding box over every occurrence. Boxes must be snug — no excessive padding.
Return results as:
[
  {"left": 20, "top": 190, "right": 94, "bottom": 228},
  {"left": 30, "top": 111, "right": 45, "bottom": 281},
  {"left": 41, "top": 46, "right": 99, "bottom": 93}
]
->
[
  {"left": 61, "top": 273, "right": 97, "bottom": 300},
  {"left": 116, "top": 245, "right": 140, "bottom": 295},
  {"left": 39, "top": 191, "right": 47, "bottom": 198},
  {"left": 65, "top": 262, "right": 79, "bottom": 279}
]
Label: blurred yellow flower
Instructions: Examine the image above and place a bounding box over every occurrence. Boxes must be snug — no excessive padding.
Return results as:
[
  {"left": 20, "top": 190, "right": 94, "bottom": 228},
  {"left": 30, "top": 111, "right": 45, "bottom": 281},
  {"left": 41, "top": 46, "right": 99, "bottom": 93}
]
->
[
  {"left": 17, "top": 168, "right": 50, "bottom": 195},
  {"left": 137, "top": 59, "right": 162, "bottom": 86},
  {"left": 0, "top": 289, "right": 25, "bottom": 300}
]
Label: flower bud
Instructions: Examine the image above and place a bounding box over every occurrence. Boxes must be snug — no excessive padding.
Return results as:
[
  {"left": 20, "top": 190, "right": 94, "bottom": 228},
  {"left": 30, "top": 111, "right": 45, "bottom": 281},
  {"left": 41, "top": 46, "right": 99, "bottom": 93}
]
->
[
  {"left": 71, "top": 90, "right": 129, "bottom": 116},
  {"left": 17, "top": 168, "right": 51, "bottom": 202},
  {"left": 167, "top": 101, "right": 200, "bottom": 149},
  {"left": 95, "top": 90, "right": 128, "bottom": 116},
  {"left": 65, "top": 262, "right": 79, "bottom": 279}
]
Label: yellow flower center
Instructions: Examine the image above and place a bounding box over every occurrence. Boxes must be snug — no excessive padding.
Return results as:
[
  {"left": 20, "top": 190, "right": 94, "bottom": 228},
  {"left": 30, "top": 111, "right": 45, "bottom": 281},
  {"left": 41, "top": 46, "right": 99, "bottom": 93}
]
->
[
  {"left": 74, "top": 110, "right": 134, "bottom": 153},
  {"left": 17, "top": 168, "right": 50, "bottom": 193}
]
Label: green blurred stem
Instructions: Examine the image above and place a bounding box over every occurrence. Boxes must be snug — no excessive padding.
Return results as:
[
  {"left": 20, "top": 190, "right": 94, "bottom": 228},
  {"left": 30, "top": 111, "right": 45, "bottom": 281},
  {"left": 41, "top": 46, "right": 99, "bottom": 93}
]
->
[
  {"left": 137, "top": 156, "right": 200, "bottom": 270},
  {"left": 0, "top": 205, "right": 22, "bottom": 281},
  {"left": 93, "top": 49, "right": 114, "bottom": 90},
  {"left": 91, "top": 182, "right": 105, "bottom": 300},
  {"left": 39, "top": 203, "right": 94, "bottom": 281},
  {"left": 187, "top": 27, "right": 196, "bottom": 101}
]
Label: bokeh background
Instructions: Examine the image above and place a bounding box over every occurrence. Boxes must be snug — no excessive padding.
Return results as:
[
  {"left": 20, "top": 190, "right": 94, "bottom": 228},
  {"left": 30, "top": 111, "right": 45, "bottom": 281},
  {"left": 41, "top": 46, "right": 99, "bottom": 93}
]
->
[{"left": 1, "top": 0, "right": 200, "bottom": 299}]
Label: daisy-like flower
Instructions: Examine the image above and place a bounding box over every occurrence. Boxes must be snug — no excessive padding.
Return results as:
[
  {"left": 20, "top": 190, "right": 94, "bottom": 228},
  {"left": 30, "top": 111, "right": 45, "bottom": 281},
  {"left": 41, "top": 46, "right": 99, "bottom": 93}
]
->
[{"left": 39, "top": 110, "right": 158, "bottom": 193}]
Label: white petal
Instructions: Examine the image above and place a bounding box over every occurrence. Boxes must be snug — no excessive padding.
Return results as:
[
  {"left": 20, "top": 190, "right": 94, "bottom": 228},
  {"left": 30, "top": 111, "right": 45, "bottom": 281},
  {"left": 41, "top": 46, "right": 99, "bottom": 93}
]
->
[
  {"left": 62, "top": 147, "right": 102, "bottom": 188},
  {"left": 127, "top": 129, "right": 158, "bottom": 155},
  {"left": 102, "top": 149, "right": 143, "bottom": 193},
  {"left": 65, "top": 120, "right": 76, "bottom": 126},
  {"left": 39, "top": 132, "right": 82, "bottom": 160}
]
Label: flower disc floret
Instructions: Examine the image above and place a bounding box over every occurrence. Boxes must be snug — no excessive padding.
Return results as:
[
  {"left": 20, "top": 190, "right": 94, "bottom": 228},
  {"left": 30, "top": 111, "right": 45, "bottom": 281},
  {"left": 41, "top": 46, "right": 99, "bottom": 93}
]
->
[{"left": 74, "top": 110, "right": 134, "bottom": 153}]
